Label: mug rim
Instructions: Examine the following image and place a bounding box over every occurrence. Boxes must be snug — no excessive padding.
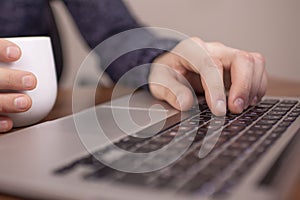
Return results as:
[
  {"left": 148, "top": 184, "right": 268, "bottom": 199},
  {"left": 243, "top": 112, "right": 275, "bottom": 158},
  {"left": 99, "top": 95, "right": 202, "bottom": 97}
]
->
[{"left": 4, "top": 36, "right": 50, "bottom": 42}]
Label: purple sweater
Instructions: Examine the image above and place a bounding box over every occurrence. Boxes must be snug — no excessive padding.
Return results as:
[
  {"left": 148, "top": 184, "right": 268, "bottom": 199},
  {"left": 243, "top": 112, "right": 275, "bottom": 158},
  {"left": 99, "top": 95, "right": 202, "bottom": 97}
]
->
[{"left": 0, "top": 0, "right": 178, "bottom": 87}]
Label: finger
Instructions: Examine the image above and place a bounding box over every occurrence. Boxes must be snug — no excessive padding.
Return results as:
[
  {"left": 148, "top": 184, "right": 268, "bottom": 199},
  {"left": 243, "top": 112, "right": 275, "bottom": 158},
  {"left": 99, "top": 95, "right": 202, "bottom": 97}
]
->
[
  {"left": 0, "top": 68, "right": 37, "bottom": 90},
  {"left": 0, "top": 93, "right": 32, "bottom": 113},
  {"left": 249, "top": 53, "right": 266, "bottom": 105},
  {"left": 172, "top": 38, "right": 226, "bottom": 116},
  {"left": 0, "top": 116, "right": 13, "bottom": 133},
  {"left": 206, "top": 43, "right": 264, "bottom": 111},
  {"left": 149, "top": 64, "right": 194, "bottom": 111},
  {"left": 228, "top": 51, "right": 255, "bottom": 114},
  {"left": 0, "top": 39, "right": 22, "bottom": 62},
  {"left": 199, "top": 58, "right": 226, "bottom": 116}
]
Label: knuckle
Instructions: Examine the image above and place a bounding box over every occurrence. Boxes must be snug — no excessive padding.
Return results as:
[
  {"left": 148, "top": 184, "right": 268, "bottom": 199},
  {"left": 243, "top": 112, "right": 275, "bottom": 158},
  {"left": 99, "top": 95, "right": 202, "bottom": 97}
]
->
[
  {"left": 190, "top": 36, "right": 201, "bottom": 42},
  {"left": 235, "top": 50, "right": 255, "bottom": 64},
  {"left": 253, "top": 52, "right": 266, "bottom": 65},
  {"left": 186, "top": 37, "right": 205, "bottom": 47}
]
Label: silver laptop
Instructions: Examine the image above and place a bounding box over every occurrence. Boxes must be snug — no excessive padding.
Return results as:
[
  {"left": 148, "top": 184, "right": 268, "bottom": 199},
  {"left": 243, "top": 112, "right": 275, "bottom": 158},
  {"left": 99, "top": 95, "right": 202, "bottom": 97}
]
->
[{"left": 0, "top": 91, "right": 299, "bottom": 200}]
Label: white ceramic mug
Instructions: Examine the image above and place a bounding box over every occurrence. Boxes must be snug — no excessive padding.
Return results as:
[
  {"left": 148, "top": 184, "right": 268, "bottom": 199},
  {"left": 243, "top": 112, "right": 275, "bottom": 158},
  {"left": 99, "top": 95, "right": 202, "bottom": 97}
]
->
[{"left": 0, "top": 37, "right": 57, "bottom": 127}]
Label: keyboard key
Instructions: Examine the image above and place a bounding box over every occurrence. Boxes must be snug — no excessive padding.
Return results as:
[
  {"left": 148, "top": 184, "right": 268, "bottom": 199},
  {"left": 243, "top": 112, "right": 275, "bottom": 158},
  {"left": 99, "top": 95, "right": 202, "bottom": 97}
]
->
[
  {"left": 210, "top": 155, "right": 233, "bottom": 169},
  {"left": 178, "top": 125, "right": 196, "bottom": 133},
  {"left": 261, "top": 138, "right": 274, "bottom": 148},
  {"left": 202, "top": 123, "right": 223, "bottom": 131},
  {"left": 245, "top": 129, "right": 265, "bottom": 136},
  {"left": 284, "top": 116, "right": 297, "bottom": 122},
  {"left": 238, "top": 134, "right": 260, "bottom": 143},
  {"left": 220, "top": 129, "right": 239, "bottom": 139},
  {"left": 184, "top": 119, "right": 204, "bottom": 126},
  {"left": 160, "top": 130, "right": 177, "bottom": 138},
  {"left": 223, "top": 124, "right": 245, "bottom": 133},
  {"left": 261, "top": 99, "right": 279, "bottom": 105},
  {"left": 263, "top": 114, "right": 282, "bottom": 120},
  {"left": 220, "top": 148, "right": 241, "bottom": 158},
  {"left": 273, "top": 106, "right": 291, "bottom": 112},
  {"left": 278, "top": 121, "right": 292, "bottom": 128},
  {"left": 179, "top": 152, "right": 201, "bottom": 167},
  {"left": 272, "top": 126, "right": 287, "bottom": 134},
  {"left": 226, "top": 113, "right": 239, "bottom": 120},
  {"left": 252, "top": 106, "right": 269, "bottom": 113},
  {"left": 294, "top": 107, "right": 300, "bottom": 113},
  {"left": 281, "top": 100, "right": 298, "bottom": 105},
  {"left": 277, "top": 103, "right": 295, "bottom": 108},
  {"left": 150, "top": 136, "right": 174, "bottom": 145},
  {"left": 251, "top": 124, "right": 272, "bottom": 131},
  {"left": 134, "top": 143, "right": 162, "bottom": 153},
  {"left": 229, "top": 140, "right": 252, "bottom": 151},
  {"left": 180, "top": 172, "right": 213, "bottom": 193},
  {"left": 288, "top": 112, "right": 300, "bottom": 117},
  {"left": 231, "top": 119, "right": 250, "bottom": 126},
  {"left": 255, "top": 103, "right": 274, "bottom": 109},
  {"left": 190, "top": 134, "right": 205, "bottom": 143},
  {"left": 256, "top": 119, "right": 278, "bottom": 126},
  {"left": 268, "top": 132, "right": 282, "bottom": 140},
  {"left": 268, "top": 110, "right": 287, "bottom": 116}
]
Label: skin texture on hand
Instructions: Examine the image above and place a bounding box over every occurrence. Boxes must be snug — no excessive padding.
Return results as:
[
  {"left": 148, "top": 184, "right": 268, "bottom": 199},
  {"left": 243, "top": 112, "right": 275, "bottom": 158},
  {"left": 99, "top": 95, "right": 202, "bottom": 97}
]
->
[
  {"left": 149, "top": 37, "right": 267, "bottom": 116},
  {"left": 0, "top": 39, "right": 37, "bottom": 132}
]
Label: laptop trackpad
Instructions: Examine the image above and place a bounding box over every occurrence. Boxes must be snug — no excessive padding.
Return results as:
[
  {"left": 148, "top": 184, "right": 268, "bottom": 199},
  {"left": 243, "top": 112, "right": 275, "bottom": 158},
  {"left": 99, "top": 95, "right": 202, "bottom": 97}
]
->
[{"left": 73, "top": 105, "right": 179, "bottom": 150}]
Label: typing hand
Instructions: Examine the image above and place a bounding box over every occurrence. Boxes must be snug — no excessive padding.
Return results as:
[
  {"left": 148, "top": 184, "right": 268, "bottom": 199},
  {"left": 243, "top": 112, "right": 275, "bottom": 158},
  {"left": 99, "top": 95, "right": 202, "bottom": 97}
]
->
[
  {"left": 0, "top": 39, "right": 37, "bottom": 132},
  {"left": 149, "top": 37, "right": 267, "bottom": 116}
]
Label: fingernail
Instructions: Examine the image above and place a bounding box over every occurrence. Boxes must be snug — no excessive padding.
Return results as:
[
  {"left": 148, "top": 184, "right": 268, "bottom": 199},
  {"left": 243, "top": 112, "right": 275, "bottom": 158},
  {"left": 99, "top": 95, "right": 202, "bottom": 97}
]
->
[
  {"left": 251, "top": 96, "right": 258, "bottom": 106},
  {"left": 22, "top": 75, "right": 35, "bottom": 88},
  {"left": 234, "top": 98, "right": 245, "bottom": 113},
  {"left": 6, "top": 46, "right": 20, "bottom": 59},
  {"left": 14, "top": 97, "right": 29, "bottom": 110},
  {"left": 0, "top": 120, "right": 9, "bottom": 131},
  {"left": 215, "top": 100, "right": 226, "bottom": 116}
]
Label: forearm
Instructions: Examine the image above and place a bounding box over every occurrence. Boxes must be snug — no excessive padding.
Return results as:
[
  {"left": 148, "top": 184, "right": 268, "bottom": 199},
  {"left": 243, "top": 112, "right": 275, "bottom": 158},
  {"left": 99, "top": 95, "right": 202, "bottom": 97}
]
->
[
  {"left": 63, "top": 0, "right": 179, "bottom": 87},
  {"left": 97, "top": 29, "right": 179, "bottom": 88}
]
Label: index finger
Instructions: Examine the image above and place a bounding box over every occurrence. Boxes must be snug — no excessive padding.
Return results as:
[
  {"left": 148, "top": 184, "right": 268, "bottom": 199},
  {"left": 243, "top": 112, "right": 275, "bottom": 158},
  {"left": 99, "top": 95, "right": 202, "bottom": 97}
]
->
[
  {"left": 0, "top": 39, "right": 22, "bottom": 62},
  {"left": 172, "top": 37, "right": 227, "bottom": 116}
]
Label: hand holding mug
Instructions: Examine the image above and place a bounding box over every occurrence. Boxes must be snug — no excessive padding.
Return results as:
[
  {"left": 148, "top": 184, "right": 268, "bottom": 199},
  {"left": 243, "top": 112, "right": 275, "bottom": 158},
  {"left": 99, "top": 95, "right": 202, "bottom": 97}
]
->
[{"left": 0, "top": 37, "right": 57, "bottom": 132}]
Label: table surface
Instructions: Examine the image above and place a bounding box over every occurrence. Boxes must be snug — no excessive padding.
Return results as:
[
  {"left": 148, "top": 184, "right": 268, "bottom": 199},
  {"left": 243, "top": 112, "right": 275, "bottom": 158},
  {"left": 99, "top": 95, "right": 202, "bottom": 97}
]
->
[{"left": 1, "top": 78, "right": 300, "bottom": 200}]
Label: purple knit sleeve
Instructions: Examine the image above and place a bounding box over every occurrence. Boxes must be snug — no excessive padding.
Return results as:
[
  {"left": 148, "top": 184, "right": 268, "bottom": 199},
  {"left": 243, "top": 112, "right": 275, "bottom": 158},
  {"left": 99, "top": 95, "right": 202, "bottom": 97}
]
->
[{"left": 63, "top": 0, "right": 179, "bottom": 88}]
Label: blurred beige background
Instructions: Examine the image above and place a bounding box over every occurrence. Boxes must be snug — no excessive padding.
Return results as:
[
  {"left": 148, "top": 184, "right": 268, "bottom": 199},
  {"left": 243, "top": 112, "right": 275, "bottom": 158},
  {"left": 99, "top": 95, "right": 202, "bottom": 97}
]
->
[{"left": 51, "top": 0, "right": 300, "bottom": 88}]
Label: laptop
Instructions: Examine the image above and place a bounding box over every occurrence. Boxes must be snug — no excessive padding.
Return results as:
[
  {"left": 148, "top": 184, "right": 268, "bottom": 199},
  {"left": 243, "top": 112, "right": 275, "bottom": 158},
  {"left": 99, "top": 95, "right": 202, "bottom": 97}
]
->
[{"left": 0, "top": 91, "right": 299, "bottom": 200}]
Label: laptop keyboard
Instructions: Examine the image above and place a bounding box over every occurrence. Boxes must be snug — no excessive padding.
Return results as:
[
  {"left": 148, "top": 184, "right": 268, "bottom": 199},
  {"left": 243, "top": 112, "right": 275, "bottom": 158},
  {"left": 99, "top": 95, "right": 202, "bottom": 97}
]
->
[{"left": 54, "top": 98, "right": 300, "bottom": 197}]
